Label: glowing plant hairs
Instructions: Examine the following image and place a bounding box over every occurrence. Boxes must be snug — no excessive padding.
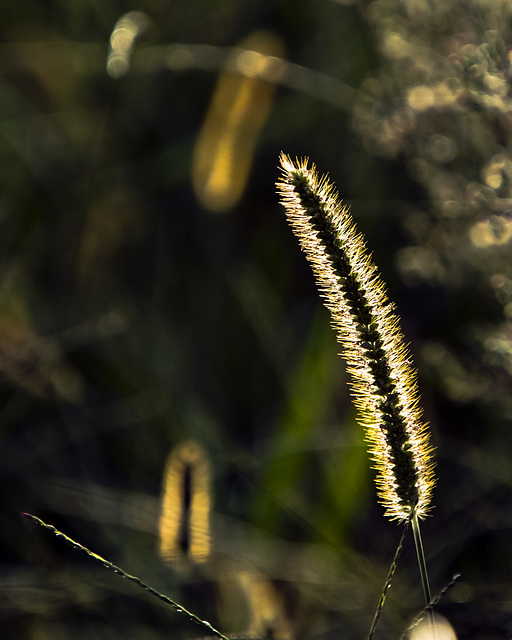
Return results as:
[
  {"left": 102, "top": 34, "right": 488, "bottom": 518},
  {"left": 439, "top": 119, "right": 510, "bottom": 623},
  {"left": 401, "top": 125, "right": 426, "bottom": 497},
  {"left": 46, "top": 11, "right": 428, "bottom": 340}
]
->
[
  {"left": 277, "top": 154, "right": 437, "bottom": 635},
  {"left": 276, "top": 154, "right": 435, "bottom": 523}
]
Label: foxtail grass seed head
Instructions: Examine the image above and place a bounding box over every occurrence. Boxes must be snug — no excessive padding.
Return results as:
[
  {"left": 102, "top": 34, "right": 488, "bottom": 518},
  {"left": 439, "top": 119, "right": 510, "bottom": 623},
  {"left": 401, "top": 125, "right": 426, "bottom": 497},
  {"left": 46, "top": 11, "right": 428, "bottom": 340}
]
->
[
  {"left": 159, "top": 440, "right": 211, "bottom": 564},
  {"left": 277, "top": 154, "right": 435, "bottom": 522}
]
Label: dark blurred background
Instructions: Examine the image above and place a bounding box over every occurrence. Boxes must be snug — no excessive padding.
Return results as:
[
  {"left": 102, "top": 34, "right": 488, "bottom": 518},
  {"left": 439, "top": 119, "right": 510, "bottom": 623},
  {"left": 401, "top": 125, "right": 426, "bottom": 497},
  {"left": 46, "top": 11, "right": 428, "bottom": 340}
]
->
[{"left": 1, "top": 1, "right": 512, "bottom": 638}]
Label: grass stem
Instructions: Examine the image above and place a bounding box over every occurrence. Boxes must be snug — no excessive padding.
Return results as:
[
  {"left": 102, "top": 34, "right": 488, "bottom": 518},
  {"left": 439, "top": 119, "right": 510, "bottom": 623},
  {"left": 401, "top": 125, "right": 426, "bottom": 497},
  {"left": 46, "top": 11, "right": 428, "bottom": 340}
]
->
[
  {"left": 21, "top": 513, "right": 229, "bottom": 640},
  {"left": 411, "top": 512, "right": 437, "bottom": 638},
  {"left": 367, "top": 520, "right": 409, "bottom": 640}
]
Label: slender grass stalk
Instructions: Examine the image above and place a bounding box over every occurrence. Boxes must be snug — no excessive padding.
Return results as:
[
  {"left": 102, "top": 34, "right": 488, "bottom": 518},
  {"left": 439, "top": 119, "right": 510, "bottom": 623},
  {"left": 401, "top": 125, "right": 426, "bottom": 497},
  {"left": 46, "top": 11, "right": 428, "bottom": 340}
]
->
[
  {"left": 367, "top": 520, "right": 409, "bottom": 640},
  {"left": 22, "top": 513, "right": 229, "bottom": 640},
  {"left": 411, "top": 512, "right": 437, "bottom": 637},
  {"left": 277, "top": 154, "right": 437, "bottom": 634},
  {"left": 400, "top": 573, "right": 460, "bottom": 640},
  {"left": 411, "top": 513, "right": 432, "bottom": 605}
]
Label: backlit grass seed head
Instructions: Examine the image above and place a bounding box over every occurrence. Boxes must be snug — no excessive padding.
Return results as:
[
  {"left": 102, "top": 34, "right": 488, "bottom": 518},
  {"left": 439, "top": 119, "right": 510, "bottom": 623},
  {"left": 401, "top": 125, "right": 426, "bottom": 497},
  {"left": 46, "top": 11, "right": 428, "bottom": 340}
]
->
[
  {"left": 277, "top": 153, "right": 435, "bottom": 522},
  {"left": 159, "top": 440, "right": 211, "bottom": 564}
]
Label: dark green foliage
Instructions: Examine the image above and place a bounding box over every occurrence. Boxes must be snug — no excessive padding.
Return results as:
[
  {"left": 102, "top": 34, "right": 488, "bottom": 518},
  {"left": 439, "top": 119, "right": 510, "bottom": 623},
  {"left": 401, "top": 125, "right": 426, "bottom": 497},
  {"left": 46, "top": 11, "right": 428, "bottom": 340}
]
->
[{"left": 1, "top": 1, "right": 512, "bottom": 639}]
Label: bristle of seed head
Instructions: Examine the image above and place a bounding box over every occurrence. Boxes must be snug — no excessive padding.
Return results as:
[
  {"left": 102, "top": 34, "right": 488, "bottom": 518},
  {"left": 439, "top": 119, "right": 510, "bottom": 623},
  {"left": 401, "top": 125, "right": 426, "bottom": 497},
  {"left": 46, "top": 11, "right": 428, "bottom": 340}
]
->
[{"left": 277, "top": 153, "right": 435, "bottom": 522}]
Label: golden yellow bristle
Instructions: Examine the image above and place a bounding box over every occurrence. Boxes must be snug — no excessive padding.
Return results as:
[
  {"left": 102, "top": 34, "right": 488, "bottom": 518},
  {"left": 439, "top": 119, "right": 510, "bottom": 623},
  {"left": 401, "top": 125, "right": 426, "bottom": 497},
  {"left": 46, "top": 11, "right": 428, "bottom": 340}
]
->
[{"left": 277, "top": 153, "right": 435, "bottom": 522}]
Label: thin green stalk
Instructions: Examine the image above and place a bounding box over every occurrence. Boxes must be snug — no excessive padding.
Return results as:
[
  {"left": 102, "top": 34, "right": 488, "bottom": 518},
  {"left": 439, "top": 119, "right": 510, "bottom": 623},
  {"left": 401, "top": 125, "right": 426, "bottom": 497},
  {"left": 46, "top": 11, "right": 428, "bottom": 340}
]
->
[
  {"left": 400, "top": 573, "right": 460, "bottom": 640},
  {"left": 411, "top": 512, "right": 436, "bottom": 638},
  {"left": 367, "top": 520, "right": 409, "bottom": 640},
  {"left": 22, "top": 513, "right": 229, "bottom": 640}
]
